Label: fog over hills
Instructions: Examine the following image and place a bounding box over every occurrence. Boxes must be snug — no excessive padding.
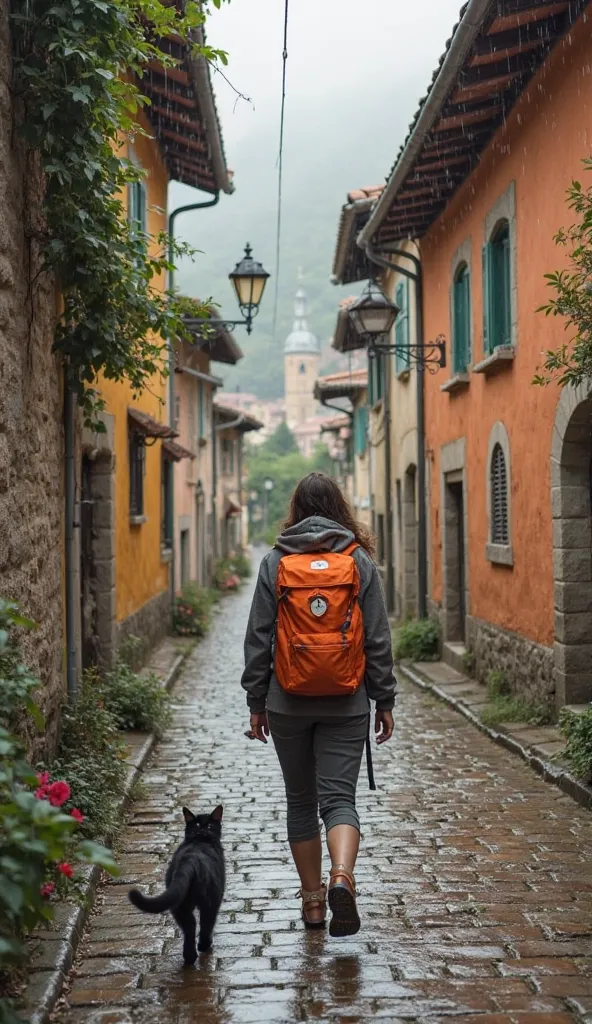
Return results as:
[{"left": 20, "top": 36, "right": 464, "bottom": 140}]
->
[{"left": 169, "top": 0, "right": 463, "bottom": 398}]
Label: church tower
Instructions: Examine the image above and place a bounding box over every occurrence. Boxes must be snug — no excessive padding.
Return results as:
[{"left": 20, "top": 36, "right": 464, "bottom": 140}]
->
[{"left": 284, "top": 283, "right": 320, "bottom": 430}]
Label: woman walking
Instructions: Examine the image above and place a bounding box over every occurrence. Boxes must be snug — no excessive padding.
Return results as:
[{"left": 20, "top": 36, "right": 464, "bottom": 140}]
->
[{"left": 241, "top": 472, "right": 396, "bottom": 936}]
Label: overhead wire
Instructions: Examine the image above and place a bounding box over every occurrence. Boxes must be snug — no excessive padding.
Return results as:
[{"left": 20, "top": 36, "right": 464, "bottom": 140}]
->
[{"left": 271, "top": 0, "right": 289, "bottom": 343}]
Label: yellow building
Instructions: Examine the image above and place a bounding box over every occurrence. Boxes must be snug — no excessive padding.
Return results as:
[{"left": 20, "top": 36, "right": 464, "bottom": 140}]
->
[{"left": 79, "top": 42, "right": 232, "bottom": 669}]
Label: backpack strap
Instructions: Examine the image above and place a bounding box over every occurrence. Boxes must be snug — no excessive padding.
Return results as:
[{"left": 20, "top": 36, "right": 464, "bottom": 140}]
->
[{"left": 342, "top": 542, "right": 359, "bottom": 558}]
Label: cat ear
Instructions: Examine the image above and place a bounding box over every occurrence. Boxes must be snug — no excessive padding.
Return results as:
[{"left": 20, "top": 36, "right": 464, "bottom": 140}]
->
[
  {"left": 211, "top": 805, "right": 223, "bottom": 822},
  {"left": 182, "top": 807, "right": 196, "bottom": 823}
]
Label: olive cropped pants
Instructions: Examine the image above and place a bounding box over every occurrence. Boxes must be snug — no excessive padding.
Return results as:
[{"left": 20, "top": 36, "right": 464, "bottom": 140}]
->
[{"left": 267, "top": 712, "right": 369, "bottom": 843}]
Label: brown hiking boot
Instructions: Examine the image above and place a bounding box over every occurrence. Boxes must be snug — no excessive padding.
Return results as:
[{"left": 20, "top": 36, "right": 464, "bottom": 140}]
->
[{"left": 328, "top": 865, "right": 360, "bottom": 937}]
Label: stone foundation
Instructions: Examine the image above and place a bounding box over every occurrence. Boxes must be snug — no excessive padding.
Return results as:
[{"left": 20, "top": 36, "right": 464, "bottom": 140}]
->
[
  {"left": 466, "top": 615, "right": 555, "bottom": 707},
  {"left": 117, "top": 589, "right": 171, "bottom": 670}
]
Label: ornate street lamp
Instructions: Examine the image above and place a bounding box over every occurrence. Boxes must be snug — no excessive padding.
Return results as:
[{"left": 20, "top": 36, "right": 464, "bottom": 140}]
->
[
  {"left": 228, "top": 245, "right": 270, "bottom": 333},
  {"left": 184, "top": 243, "right": 270, "bottom": 337},
  {"left": 349, "top": 279, "right": 399, "bottom": 339},
  {"left": 348, "top": 278, "right": 446, "bottom": 369}
]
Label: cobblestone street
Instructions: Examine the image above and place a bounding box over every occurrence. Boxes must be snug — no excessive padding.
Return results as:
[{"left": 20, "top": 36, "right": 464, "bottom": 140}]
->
[{"left": 58, "top": 570, "right": 592, "bottom": 1024}]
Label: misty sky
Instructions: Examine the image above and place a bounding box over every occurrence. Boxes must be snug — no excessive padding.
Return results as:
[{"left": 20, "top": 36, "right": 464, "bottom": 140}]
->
[{"left": 168, "top": 0, "right": 464, "bottom": 378}]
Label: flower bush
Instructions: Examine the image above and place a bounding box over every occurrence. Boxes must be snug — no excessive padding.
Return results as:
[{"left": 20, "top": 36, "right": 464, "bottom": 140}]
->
[
  {"left": 0, "top": 599, "right": 117, "bottom": 1022},
  {"left": 174, "top": 585, "right": 216, "bottom": 637},
  {"left": 213, "top": 558, "right": 242, "bottom": 592}
]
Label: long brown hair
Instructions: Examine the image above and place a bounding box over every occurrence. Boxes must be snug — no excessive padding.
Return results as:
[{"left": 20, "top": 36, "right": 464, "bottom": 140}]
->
[{"left": 284, "top": 473, "right": 376, "bottom": 557}]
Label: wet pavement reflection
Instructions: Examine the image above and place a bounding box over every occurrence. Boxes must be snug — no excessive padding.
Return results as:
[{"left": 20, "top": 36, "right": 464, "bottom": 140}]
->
[{"left": 58, "top": 568, "right": 592, "bottom": 1023}]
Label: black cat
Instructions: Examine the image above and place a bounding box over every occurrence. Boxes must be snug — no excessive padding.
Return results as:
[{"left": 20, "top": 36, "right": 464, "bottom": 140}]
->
[{"left": 128, "top": 804, "right": 225, "bottom": 964}]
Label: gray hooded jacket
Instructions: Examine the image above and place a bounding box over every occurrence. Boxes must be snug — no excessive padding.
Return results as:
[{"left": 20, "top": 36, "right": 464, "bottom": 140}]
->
[{"left": 241, "top": 516, "right": 397, "bottom": 717}]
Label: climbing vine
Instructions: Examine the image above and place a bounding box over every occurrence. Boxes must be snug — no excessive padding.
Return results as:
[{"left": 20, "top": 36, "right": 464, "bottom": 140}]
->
[{"left": 10, "top": 0, "right": 228, "bottom": 425}]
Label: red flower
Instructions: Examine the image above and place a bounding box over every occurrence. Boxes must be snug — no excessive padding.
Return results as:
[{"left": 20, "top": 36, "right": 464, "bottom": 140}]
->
[
  {"left": 57, "top": 862, "right": 74, "bottom": 879},
  {"left": 37, "top": 772, "right": 50, "bottom": 787},
  {"left": 70, "top": 808, "right": 84, "bottom": 823},
  {"left": 47, "top": 780, "right": 71, "bottom": 807},
  {"left": 40, "top": 882, "right": 55, "bottom": 898}
]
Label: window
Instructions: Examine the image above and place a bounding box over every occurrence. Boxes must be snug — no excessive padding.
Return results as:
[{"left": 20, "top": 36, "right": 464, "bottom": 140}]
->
[
  {"left": 395, "top": 278, "right": 410, "bottom": 374},
  {"left": 483, "top": 220, "right": 511, "bottom": 353},
  {"left": 452, "top": 263, "right": 471, "bottom": 373},
  {"left": 354, "top": 406, "right": 368, "bottom": 456},
  {"left": 128, "top": 179, "right": 147, "bottom": 236},
  {"left": 161, "top": 452, "right": 173, "bottom": 549},
  {"left": 221, "top": 438, "right": 235, "bottom": 476},
  {"left": 368, "top": 354, "right": 386, "bottom": 405},
  {"left": 129, "top": 430, "right": 145, "bottom": 518},
  {"left": 490, "top": 442, "right": 509, "bottom": 544}
]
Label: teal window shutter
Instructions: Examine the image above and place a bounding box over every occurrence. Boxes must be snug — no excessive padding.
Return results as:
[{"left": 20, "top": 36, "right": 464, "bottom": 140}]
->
[
  {"left": 482, "top": 244, "right": 492, "bottom": 354},
  {"left": 128, "top": 179, "right": 146, "bottom": 236},
  {"left": 453, "top": 265, "right": 470, "bottom": 373},
  {"left": 486, "top": 221, "right": 511, "bottom": 352},
  {"left": 395, "top": 279, "right": 410, "bottom": 374},
  {"left": 369, "top": 356, "right": 384, "bottom": 404}
]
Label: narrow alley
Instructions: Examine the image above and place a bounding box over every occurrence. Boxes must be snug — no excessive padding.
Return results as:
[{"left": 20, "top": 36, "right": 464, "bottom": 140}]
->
[{"left": 58, "top": 572, "right": 592, "bottom": 1024}]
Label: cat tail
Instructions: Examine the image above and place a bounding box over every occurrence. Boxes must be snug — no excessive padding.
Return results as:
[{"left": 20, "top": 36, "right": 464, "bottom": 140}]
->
[{"left": 128, "top": 865, "right": 192, "bottom": 914}]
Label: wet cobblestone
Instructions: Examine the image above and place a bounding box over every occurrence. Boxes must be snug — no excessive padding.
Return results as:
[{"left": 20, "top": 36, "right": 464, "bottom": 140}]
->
[{"left": 58, "top": 570, "right": 592, "bottom": 1023}]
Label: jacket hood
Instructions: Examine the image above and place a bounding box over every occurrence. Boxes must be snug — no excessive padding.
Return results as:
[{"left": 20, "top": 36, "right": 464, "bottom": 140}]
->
[{"left": 275, "top": 516, "right": 355, "bottom": 555}]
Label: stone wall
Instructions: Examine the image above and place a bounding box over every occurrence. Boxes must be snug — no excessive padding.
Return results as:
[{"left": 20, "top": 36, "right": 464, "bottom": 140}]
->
[
  {"left": 117, "top": 590, "right": 171, "bottom": 670},
  {"left": 466, "top": 615, "right": 555, "bottom": 707},
  {"left": 0, "top": 9, "right": 65, "bottom": 757}
]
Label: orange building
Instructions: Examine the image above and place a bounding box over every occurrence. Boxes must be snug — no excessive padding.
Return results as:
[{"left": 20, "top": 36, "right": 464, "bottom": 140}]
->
[{"left": 359, "top": 0, "right": 592, "bottom": 709}]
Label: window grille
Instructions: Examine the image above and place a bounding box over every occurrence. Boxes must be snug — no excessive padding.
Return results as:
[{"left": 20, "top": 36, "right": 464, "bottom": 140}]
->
[{"left": 490, "top": 442, "right": 509, "bottom": 544}]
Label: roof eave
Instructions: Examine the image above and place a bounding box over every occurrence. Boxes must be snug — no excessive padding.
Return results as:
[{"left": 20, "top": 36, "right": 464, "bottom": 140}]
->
[
  {"left": 331, "top": 198, "right": 375, "bottom": 285},
  {"left": 358, "top": 0, "right": 494, "bottom": 248},
  {"left": 186, "top": 27, "right": 234, "bottom": 196}
]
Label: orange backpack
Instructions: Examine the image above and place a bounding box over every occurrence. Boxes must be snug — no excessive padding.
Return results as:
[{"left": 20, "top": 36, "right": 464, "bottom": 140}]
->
[{"left": 274, "top": 544, "right": 366, "bottom": 697}]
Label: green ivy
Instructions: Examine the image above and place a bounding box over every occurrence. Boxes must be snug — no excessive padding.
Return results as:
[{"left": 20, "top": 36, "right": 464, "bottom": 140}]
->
[{"left": 10, "top": 0, "right": 227, "bottom": 426}]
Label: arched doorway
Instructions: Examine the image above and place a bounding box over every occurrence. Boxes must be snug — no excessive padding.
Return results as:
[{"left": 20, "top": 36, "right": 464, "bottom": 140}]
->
[{"left": 551, "top": 383, "right": 592, "bottom": 706}]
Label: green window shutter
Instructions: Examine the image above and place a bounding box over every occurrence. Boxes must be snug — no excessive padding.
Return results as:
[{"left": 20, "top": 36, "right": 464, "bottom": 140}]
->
[
  {"left": 453, "top": 267, "right": 470, "bottom": 373},
  {"left": 482, "top": 244, "right": 491, "bottom": 355},
  {"left": 500, "top": 231, "right": 511, "bottom": 346},
  {"left": 395, "top": 280, "right": 410, "bottom": 374},
  {"left": 128, "top": 180, "right": 146, "bottom": 236},
  {"left": 138, "top": 181, "right": 147, "bottom": 235}
]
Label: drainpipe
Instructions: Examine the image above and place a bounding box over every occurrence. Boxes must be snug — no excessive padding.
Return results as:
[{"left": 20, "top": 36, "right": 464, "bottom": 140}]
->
[
  {"left": 64, "top": 374, "right": 78, "bottom": 701},
  {"left": 363, "top": 242, "right": 428, "bottom": 620},
  {"left": 167, "top": 192, "right": 220, "bottom": 607}
]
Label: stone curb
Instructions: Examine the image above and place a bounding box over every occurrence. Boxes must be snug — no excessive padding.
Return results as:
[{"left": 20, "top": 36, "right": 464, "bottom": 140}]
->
[
  {"left": 24, "top": 646, "right": 189, "bottom": 1024},
  {"left": 399, "top": 662, "right": 592, "bottom": 813}
]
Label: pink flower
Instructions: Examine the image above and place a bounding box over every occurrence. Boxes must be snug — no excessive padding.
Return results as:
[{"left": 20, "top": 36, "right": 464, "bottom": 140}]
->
[
  {"left": 57, "top": 862, "right": 74, "bottom": 879},
  {"left": 70, "top": 808, "right": 84, "bottom": 823},
  {"left": 40, "top": 882, "right": 55, "bottom": 898},
  {"left": 47, "top": 780, "right": 71, "bottom": 807},
  {"left": 35, "top": 771, "right": 51, "bottom": 799}
]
